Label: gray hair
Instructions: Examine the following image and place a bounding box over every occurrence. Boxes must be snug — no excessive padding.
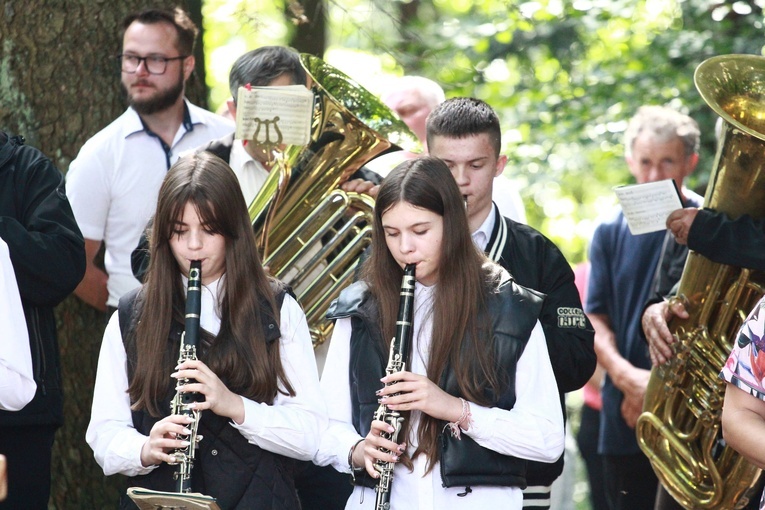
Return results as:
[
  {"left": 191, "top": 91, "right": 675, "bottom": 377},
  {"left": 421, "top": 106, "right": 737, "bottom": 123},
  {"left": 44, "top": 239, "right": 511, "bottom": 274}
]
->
[
  {"left": 624, "top": 105, "right": 700, "bottom": 158},
  {"left": 228, "top": 46, "right": 307, "bottom": 103},
  {"left": 382, "top": 76, "right": 445, "bottom": 110}
]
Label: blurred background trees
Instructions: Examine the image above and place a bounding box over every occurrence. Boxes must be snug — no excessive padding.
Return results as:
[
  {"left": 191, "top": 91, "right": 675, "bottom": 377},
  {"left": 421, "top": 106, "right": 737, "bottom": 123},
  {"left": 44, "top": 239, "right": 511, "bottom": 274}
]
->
[
  {"left": 202, "top": 0, "right": 765, "bottom": 262},
  {"left": 3, "top": 1, "right": 765, "bottom": 507}
]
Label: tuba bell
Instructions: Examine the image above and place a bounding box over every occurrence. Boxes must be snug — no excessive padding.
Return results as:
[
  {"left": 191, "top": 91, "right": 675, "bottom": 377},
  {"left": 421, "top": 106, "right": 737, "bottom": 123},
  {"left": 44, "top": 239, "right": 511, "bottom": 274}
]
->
[
  {"left": 636, "top": 54, "right": 765, "bottom": 509},
  {"left": 245, "top": 54, "right": 419, "bottom": 348}
]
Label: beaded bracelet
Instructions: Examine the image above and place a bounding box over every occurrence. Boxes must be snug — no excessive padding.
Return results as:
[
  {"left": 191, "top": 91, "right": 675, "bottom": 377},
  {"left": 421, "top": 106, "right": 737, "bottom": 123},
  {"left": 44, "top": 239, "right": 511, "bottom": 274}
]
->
[
  {"left": 443, "top": 397, "right": 472, "bottom": 440},
  {"left": 348, "top": 438, "right": 365, "bottom": 483}
]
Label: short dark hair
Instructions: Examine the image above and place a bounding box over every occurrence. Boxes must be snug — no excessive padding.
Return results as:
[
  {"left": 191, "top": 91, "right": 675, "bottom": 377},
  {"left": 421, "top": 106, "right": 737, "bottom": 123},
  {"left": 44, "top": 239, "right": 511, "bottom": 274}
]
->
[
  {"left": 229, "top": 46, "right": 307, "bottom": 102},
  {"left": 122, "top": 7, "right": 199, "bottom": 56},
  {"left": 426, "top": 97, "right": 502, "bottom": 157}
]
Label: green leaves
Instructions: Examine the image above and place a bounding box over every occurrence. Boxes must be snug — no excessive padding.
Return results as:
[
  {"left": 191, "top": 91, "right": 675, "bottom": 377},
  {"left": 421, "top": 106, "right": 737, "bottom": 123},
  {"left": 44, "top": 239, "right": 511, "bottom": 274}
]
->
[{"left": 203, "top": 0, "right": 765, "bottom": 263}]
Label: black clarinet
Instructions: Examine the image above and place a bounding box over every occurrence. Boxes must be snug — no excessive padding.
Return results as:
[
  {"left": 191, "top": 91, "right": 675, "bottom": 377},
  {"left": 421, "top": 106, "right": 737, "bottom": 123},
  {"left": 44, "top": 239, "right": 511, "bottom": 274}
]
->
[
  {"left": 170, "top": 260, "right": 202, "bottom": 493},
  {"left": 373, "top": 263, "right": 416, "bottom": 510}
]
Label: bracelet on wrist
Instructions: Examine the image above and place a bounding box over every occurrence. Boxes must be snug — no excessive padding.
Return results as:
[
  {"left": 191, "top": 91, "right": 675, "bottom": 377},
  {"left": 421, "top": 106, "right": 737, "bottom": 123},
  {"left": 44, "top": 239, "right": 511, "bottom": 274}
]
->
[
  {"left": 443, "top": 397, "right": 472, "bottom": 440},
  {"left": 348, "top": 438, "right": 365, "bottom": 483}
]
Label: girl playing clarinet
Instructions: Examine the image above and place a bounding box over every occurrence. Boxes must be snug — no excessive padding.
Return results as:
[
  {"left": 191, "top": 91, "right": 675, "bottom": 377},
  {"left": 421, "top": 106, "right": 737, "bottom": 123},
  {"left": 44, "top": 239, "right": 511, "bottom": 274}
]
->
[
  {"left": 86, "top": 152, "right": 326, "bottom": 509},
  {"left": 315, "top": 157, "right": 563, "bottom": 509}
]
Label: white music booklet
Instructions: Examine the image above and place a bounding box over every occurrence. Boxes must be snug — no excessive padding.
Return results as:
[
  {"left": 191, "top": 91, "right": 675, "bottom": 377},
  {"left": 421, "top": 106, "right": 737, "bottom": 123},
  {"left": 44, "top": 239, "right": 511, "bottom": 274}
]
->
[
  {"left": 235, "top": 85, "right": 313, "bottom": 147},
  {"left": 613, "top": 179, "right": 683, "bottom": 235}
]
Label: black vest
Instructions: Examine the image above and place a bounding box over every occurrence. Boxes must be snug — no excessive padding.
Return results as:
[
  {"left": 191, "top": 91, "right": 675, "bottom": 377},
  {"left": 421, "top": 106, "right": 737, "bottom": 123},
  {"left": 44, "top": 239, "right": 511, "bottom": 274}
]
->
[
  {"left": 326, "top": 276, "right": 544, "bottom": 489},
  {"left": 117, "top": 286, "right": 300, "bottom": 510}
]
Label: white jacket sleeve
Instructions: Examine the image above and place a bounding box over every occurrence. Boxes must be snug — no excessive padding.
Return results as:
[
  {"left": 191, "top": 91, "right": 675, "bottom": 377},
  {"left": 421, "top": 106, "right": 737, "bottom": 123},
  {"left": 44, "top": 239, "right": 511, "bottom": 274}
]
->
[
  {"left": 85, "top": 313, "right": 157, "bottom": 477},
  {"left": 0, "top": 239, "right": 36, "bottom": 411},
  {"left": 229, "top": 295, "right": 328, "bottom": 460},
  {"left": 463, "top": 321, "right": 564, "bottom": 462},
  {"left": 313, "top": 318, "right": 361, "bottom": 472}
]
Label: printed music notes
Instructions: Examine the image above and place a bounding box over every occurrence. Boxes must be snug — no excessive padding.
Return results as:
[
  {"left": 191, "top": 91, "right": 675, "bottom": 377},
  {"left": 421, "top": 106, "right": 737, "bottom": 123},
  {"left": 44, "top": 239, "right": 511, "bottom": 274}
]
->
[
  {"left": 235, "top": 85, "right": 314, "bottom": 147},
  {"left": 126, "top": 487, "right": 221, "bottom": 510},
  {"left": 614, "top": 179, "right": 683, "bottom": 235}
]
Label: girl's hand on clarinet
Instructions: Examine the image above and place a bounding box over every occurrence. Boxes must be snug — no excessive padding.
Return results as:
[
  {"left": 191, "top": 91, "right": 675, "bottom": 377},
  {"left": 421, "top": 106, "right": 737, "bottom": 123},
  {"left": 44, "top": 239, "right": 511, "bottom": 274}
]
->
[
  {"left": 140, "top": 414, "right": 196, "bottom": 467},
  {"left": 172, "top": 359, "right": 245, "bottom": 424},
  {"left": 360, "top": 420, "right": 406, "bottom": 478},
  {"left": 379, "top": 371, "right": 460, "bottom": 421}
]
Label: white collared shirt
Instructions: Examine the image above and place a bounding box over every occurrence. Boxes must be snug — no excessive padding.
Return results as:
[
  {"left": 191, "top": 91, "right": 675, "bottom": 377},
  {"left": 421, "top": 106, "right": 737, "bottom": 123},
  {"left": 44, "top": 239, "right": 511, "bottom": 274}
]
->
[
  {"left": 228, "top": 139, "right": 270, "bottom": 206},
  {"left": 0, "top": 239, "right": 36, "bottom": 411},
  {"left": 86, "top": 276, "right": 327, "bottom": 476},
  {"left": 66, "top": 100, "right": 234, "bottom": 306},
  {"left": 471, "top": 202, "right": 497, "bottom": 251}
]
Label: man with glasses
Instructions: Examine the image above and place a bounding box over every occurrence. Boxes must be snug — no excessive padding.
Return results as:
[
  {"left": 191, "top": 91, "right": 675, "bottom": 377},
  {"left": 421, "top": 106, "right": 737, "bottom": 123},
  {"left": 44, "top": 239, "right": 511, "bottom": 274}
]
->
[{"left": 66, "top": 7, "right": 233, "bottom": 315}]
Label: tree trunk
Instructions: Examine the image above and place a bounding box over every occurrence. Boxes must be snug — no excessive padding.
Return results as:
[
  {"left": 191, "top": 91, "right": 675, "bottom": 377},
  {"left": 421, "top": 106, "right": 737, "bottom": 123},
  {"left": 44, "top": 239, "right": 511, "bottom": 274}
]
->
[
  {"left": 0, "top": 1, "right": 203, "bottom": 507},
  {"left": 287, "top": 0, "right": 327, "bottom": 56}
]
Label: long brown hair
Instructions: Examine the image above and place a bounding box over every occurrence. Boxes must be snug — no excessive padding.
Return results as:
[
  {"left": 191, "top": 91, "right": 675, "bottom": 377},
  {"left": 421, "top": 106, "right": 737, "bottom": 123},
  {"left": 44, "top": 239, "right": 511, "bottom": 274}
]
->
[
  {"left": 128, "top": 151, "right": 294, "bottom": 417},
  {"left": 362, "top": 156, "right": 505, "bottom": 472}
]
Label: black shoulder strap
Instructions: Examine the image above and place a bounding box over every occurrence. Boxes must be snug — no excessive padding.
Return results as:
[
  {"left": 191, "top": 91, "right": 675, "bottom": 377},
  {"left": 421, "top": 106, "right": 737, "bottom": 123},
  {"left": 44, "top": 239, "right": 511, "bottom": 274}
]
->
[
  {"left": 200, "top": 133, "right": 234, "bottom": 162},
  {"left": 118, "top": 288, "right": 141, "bottom": 343}
]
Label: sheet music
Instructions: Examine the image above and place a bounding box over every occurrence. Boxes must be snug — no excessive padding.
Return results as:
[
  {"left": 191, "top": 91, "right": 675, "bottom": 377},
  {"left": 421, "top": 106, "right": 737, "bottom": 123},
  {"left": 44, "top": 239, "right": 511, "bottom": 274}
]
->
[
  {"left": 127, "top": 487, "right": 220, "bottom": 510},
  {"left": 613, "top": 179, "right": 683, "bottom": 235},
  {"left": 235, "top": 85, "right": 313, "bottom": 146}
]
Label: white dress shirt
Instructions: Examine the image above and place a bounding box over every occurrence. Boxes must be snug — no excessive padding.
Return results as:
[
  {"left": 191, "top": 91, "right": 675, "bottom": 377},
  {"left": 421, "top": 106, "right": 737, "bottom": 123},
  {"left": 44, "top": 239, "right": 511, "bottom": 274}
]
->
[
  {"left": 471, "top": 202, "right": 497, "bottom": 251},
  {"left": 228, "top": 139, "right": 270, "bottom": 206},
  {"left": 315, "top": 281, "right": 564, "bottom": 510},
  {"left": 0, "top": 239, "right": 36, "bottom": 411},
  {"left": 66, "top": 101, "right": 234, "bottom": 306},
  {"left": 86, "top": 275, "right": 327, "bottom": 477}
]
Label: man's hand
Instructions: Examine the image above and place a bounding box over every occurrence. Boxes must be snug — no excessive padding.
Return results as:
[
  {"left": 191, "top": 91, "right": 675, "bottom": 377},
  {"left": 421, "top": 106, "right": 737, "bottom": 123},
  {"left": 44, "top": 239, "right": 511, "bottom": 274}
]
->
[
  {"left": 621, "top": 392, "right": 645, "bottom": 428},
  {"left": 666, "top": 208, "right": 699, "bottom": 245},
  {"left": 642, "top": 300, "right": 689, "bottom": 366},
  {"left": 615, "top": 365, "right": 652, "bottom": 427},
  {"left": 341, "top": 178, "right": 379, "bottom": 199},
  {"left": 74, "top": 239, "right": 108, "bottom": 312}
]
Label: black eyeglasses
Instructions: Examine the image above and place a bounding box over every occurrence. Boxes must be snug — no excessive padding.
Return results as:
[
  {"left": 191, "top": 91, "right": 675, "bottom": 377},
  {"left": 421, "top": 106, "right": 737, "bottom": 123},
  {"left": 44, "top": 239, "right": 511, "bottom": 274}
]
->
[{"left": 117, "top": 54, "right": 188, "bottom": 75}]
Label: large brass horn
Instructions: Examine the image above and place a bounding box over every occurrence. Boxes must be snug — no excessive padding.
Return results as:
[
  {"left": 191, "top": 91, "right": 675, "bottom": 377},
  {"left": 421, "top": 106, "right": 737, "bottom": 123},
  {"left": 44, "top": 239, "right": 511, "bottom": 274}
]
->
[
  {"left": 636, "top": 54, "right": 765, "bottom": 509},
  {"left": 246, "top": 54, "right": 419, "bottom": 347}
]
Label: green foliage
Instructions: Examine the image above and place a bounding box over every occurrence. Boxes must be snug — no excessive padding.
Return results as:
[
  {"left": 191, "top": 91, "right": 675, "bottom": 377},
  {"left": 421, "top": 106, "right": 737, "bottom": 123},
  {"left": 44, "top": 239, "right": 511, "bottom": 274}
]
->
[
  {"left": 203, "top": 0, "right": 765, "bottom": 264},
  {"left": 202, "top": 0, "right": 293, "bottom": 109}
]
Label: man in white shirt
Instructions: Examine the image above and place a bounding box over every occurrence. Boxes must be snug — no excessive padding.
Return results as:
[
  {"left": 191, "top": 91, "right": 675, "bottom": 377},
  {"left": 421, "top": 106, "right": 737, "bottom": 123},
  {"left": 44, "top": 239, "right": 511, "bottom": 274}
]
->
[
  {"left": 198, "top": 46, "right": 382, "bottom": 205},
  {"left": 133, "top": 46, "right": 383, "bottom": 282},
  {"left": 131, "top": 46, "right": 309, "bottom": 282},
  {"left": 196, "top": 46, "right": 310, "bottom": 205},
  {"left": 381, "top": 75, "right": 526, "bottom": 223},
  {"left": 66, "top": 7, "right": 234, "bottom": 313}
]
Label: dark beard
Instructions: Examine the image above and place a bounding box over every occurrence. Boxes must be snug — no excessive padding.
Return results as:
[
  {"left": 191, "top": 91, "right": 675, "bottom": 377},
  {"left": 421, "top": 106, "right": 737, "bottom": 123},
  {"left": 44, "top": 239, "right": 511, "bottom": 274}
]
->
[{"left": 125, "top": 72, "right": 184, "bottom": 116}]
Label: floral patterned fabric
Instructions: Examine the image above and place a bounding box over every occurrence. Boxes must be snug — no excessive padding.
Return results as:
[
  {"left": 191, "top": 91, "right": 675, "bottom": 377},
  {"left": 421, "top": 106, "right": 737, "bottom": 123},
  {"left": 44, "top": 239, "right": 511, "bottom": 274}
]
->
[
  {"left": 721, "top": 297, "right": 765, "bottom": 400},
  {"left": 720, "top": 296, "right": 765, "bottom": 510}
]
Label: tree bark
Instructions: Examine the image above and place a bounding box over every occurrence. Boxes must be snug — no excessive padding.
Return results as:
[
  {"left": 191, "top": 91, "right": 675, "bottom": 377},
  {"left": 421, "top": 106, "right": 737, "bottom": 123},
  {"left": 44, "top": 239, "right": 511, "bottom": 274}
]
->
[
  {"left": 287, "top": 0, "right": 327, "bottom": 56},
  {"left": 0, "top": 1, "right": 203, "bottom": 507}
]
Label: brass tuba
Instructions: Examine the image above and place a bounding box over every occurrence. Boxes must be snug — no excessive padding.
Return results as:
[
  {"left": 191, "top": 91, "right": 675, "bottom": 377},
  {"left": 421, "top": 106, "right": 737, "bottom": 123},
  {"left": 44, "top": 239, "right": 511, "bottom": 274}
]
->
[
  {"left": 246, "top": 54, "right": 419, "bottom": 347},
  {"left": 636, "top": 54, "right": 765, "bottom": 509}
]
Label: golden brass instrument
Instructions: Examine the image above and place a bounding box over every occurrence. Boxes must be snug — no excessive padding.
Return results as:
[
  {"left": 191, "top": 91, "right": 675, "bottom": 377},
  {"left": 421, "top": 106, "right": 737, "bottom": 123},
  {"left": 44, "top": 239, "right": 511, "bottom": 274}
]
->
[
  {"left": 636, "top": 54, "right": 765, "bottom": 509},
  {"left": 247, "top": 54, "right": 419, "bottom": 347}
]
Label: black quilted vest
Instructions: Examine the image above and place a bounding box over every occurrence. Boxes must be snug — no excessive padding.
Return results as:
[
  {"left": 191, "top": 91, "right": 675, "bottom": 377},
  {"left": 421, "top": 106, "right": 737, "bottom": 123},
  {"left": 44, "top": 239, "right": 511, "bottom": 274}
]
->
[
  {"left": 117, "top": 286, "right": 300, "bottom": 510},
  {"left": 325, "top": 276, "right": 544, "bottom": 489}
]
